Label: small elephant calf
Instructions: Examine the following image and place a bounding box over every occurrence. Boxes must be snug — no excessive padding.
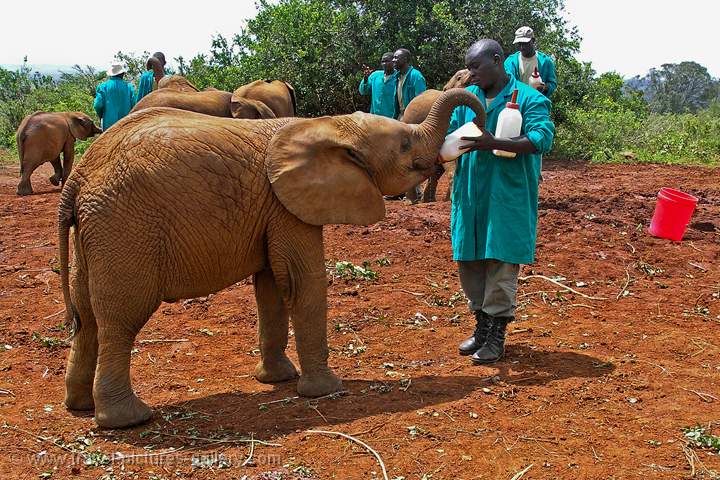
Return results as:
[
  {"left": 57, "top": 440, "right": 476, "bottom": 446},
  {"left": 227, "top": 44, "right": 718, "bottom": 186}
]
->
[{"left": 16, "top": 111, "right": 102, "bottom": 195}]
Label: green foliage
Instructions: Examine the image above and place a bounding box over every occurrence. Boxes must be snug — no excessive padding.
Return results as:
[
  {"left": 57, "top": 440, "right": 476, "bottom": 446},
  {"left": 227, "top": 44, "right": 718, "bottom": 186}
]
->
[
  {"left": 178, "top": 0, "right": 579, "bottom": 116},
  {"left": 632, "top": 61, "right": 720, "bottom": 114},
  {"left": 332, "top": 260, "right": 379, "bottom": 281},
  {"left": 683, "top": 425, "right": 720, "bottom": 454}
]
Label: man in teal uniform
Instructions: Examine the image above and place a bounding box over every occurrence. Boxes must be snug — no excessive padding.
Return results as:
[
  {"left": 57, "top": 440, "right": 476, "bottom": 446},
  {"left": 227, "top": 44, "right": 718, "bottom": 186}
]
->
[
  {"left": 359, "top": 52, "right": 397, "bottom": 118},
  {"left": 94, "top": 63, "right": 136, "bottom": 131},
  {"left": 392, "top": 48, "right": 426, "bottom": 120},
  {"left": 504, "top": 27, "right": 557, "bottom": 98},
  {"left": 449, "top": 39, "right": 555, "bottom": 364},
  {"left": 136, "top": 54, "right": 166, "bottom": 102}
]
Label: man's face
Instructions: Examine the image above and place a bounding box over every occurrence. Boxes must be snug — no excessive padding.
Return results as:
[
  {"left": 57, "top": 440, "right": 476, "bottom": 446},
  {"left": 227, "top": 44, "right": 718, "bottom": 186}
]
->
[
  {"left": 393, "top": 50, "right": 408, "bottom": 69},
  {"left": 381, "top": 56, "right": 394, "bottom": 73},
  {"left": 518, "top": 40, "right": 535, "bottom": 57},
  {"left": 465, "top": 52, "right": 499, "bottom": 90}
]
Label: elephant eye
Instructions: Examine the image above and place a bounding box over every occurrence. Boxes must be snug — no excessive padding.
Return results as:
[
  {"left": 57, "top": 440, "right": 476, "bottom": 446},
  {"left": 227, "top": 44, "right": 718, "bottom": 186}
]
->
[{"left": 400, "top": 136, "right": 411, "bottom": 152}]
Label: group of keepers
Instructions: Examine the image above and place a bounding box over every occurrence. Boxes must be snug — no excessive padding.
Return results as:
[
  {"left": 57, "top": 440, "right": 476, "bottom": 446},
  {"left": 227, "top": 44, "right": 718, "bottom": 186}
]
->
[{"left": 15, "top": 27, "right": 555, "bottom": 429}]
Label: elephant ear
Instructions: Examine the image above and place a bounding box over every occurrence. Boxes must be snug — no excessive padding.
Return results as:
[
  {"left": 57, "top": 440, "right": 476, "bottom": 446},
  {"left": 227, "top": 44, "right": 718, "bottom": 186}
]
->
[
  {"left": 283, "top": 81, "right": 297, "bottom": 116},
  {"left": 266, "top": 117, "right": 385, "bottom": 226},
  {"left": 231, "top": 97, "right": 277, "bottom": 119},
  {"left": 67, "top": 113, "right": 90, "bottom": 140}
]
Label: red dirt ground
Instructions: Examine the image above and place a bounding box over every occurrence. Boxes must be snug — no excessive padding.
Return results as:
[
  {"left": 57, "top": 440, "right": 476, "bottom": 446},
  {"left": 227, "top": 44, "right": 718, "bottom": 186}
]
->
[{"left": 0, "top": 160, "right": 719, "bottom": 480}]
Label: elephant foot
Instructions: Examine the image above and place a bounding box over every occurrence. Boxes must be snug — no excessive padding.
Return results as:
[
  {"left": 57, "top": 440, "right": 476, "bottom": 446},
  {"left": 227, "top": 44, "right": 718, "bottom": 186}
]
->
[
  {"left": 16, "top": 184, "right": 33, "bottom": 196},
  {"left": 94, "top": 393, "right": 153, "bottom": 429},
  {"left": 254, "top": 356, "right": 299, "bottom": 383},
  {"left": 64, "top": 384, "right": 95, "bottom": 411},
  {"left": 297, "top": 370, "right": 343, "bottom": 397},
  {"left": 49, "top": 175, "right": 61, "bottom": 186}
]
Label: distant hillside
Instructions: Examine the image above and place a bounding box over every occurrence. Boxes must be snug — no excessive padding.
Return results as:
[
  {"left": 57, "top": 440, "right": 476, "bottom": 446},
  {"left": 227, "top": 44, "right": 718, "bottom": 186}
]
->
[{"left": 0, "top": 64, "right": 101, "bottom": 80}]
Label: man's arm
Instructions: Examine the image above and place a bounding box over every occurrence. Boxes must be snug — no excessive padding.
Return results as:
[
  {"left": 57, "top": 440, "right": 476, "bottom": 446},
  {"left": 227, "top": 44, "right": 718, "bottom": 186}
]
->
[
  {"left": 543, "top": 57, "right": 558, "bottom": 98},
  {"left": 415, "top": 71, "right": 427, "bottom": 96},
  {"left": 359, "top": 69, "right": 374, "bottom": 96},
  {"left": 93, "top": 85, "right": 105, "bottom": 118}
]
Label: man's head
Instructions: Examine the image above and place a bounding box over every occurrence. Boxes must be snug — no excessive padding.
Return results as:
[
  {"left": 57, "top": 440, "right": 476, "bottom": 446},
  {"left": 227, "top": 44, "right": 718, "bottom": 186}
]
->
[
  {"left": 392, "top": 48, "right": 411, "bottom": 72},
  {"left": 152, "top": 51, "right": 167, "bottom": 67},
  {"left": 513, "top": 26, "right": 536, "bottom": 58},
  {"left": 146, "top": 56, "right": 165, "bottom": 80},
  {"left": 464, "top": 39, "right": 506, "bottom": 90},
  {"left": 380, "top": 52, "right": 394, "bottom": 74}
]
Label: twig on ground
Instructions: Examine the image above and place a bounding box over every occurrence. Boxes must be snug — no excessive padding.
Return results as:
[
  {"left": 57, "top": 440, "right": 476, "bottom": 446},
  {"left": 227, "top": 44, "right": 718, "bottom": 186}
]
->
[
  {"left": 147, "top": 430, "right": 280, "bottom": 446},
  {"left": 113, "top": 447, "right": 184, "bottom": 461},
  {"left": 309, "top": 405, "right": 329, "bottom": 424},
  {"left": 636, "top": 359, "right": 671, "bottom": 376},
  {"left": 510, "top": 463, "right": 534, "bottom": 480},
  {"left": 42, "top": 309, "right": 65, "bottom": 320},
  {"left": 258, "top": 390, "right": 348, "bottom": 408},
  {"left": 258, "top": 395, "right": 300, "bottom": 407},
  {"left": 399, "top": 289, "right": 425, "bottom": 297},
  {"left": 440, "top": 410, "right": 455, "bottom": 422},
  {"left": 688, "top": 242, "right": 704, "bottom": 254},
  {"left": 617, "top": 268, "right": 631, "bottom": 300},
  {"left": 350, "top": 422, "right": 388, "bottom": 437},
  {"left": 565, "top": 303, "right": 595, "bottom": 309},
  {"left": 3, "top": 423, "right": 77, "bottom": 454},
  {"left": 689, "top": 262, "right": 707, "bottom": 272},
  {"left": 681, "top": 387, "right": 718, "bottom": 403},
  {"left": 518, "top": 436, "right": 559, "bottom": 445},
  {"left": 591, "top": 445, "right": 601, "bottom": 462},
  {"left": 138, "top": 338, "right": 189, "bottom": 344},
  {"left": 241, "top": 433, "right": 255, "bottom": 467},
  {"left": 518, "top": 275, "right": 607, "bottom": 301},
  {"left": 0, "top": 389, "right": 15, "bottom": 396},
  {"left": 305, "top": 429, "right": 389, "bottom": 480},
  {"left": 682, "top": 444, "right": 696, "bottom": 478},
  {"left": 626, "top": 242, "right": 636, "bottom": 254}
]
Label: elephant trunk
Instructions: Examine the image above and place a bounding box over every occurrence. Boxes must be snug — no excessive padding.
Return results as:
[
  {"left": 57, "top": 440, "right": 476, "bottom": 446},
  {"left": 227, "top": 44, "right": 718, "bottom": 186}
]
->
[{"left": 414, "top": 88, "right": 486, "bottom": 155}]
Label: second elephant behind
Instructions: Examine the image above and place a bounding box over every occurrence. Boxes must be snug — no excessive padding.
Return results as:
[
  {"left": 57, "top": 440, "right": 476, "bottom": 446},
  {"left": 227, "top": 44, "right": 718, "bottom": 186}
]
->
[{"left": 133, "top": 79, "right": 296, "bottom": 119}]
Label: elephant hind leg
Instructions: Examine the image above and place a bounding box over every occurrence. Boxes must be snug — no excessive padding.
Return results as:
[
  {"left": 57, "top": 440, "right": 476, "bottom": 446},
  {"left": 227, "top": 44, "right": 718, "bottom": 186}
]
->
[
  {"left": 90, "top": 281, "right": 159, "bottom": 428},
  {"left": 253, "top": 268, "right": 299, "bottom": 383},
  {"left": 64, "top": 259, "right": 98, "bottom": 411},
  {"left": 49, "top": 156, "right": 62, "bottom": 186}
]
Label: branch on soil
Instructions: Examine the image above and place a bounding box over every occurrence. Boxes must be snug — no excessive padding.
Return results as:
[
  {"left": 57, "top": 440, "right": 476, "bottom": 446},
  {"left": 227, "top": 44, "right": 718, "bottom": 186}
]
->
[
  {"left": 137, "top": 338, "right": 189, "bottom": 344},
  {"left": 616, "top": 267, "right": 632, "bottom": 300},
  {"left": 305, "top": 429, "right": 389, "bottom": 480},
  {"left": 510, "top": 463, "right": 534, "bottom": 480},
  {"left": 518, "top": 275, "right": 607, "bottom": 301},
  {"left": 681, "top": 388, "right": 718, "bottom": 403}
]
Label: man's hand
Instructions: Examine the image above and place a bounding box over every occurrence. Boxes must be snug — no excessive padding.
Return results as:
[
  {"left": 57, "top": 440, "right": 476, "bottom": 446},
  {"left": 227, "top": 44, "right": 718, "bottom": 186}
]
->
[
  {"left": 537, "top": 82, "right": 547, "bottom": 94},
  {"left": 362, "top": 66, "right": 373, "bottom": 80},
  {"left": 461, "top": 128, "right": 497, "bottom": 151}
]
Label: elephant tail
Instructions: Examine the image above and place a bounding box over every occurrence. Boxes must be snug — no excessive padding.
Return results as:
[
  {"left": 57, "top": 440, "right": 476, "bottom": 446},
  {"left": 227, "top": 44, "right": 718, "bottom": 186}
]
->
[
  {"left": 58, "top": 178, "right": 80, "bottom": 337},
  {"left": 16, "top": 124, "right": 27, "bottom": 177}
]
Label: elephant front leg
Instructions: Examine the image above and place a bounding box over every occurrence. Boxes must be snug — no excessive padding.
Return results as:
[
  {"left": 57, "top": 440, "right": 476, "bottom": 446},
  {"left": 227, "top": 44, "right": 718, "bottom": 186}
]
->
[
  {"left": 253, "top": 268, "right": 299, "bottom": 383},
  {"left": 49, "top": 156, "right": 63, "bottom": 186},
  {"left": 289, "top": 271, "right": 342, "bottom": 397}
]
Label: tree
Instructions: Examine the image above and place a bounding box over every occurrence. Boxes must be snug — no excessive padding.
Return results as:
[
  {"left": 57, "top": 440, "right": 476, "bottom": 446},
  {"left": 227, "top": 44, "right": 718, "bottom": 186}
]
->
[{"left": 638, "top": 62, "right": 719, "bottom": 114}]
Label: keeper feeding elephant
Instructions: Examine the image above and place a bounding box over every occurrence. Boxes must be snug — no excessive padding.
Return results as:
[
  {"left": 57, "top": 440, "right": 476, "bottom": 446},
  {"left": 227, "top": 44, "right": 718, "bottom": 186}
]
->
[{"left": 57, "top": 88, "right": 486, "bottom": 428}]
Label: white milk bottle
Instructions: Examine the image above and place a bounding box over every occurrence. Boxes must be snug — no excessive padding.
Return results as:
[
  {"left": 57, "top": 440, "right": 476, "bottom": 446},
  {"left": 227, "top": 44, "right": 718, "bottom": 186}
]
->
[
  {"left": 438, "top": 120, "right": 483, "bottom": 163},
  {"left": 529, "top": 67, "right": 544, "bottom": 90},
  {"left": 492, "top": 89, "right": 522, "bottom": 158}
]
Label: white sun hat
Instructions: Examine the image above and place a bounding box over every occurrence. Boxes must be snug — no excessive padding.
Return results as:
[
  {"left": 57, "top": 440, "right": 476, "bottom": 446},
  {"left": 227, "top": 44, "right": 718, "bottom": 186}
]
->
[
  {"left": 513, "top": 26, "right": 535, "bottom": 44},
  {"left": 106, "top": 63, "right": 127, "bottom": 77}
]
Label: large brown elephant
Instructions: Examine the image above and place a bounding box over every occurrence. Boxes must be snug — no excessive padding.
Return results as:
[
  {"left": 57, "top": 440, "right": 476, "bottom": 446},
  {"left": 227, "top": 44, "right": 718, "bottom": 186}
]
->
[
  {"left": 58, "top": 89, "right": 485, "bottom": 428},
  {"left": 156, "top": 75, "right": 200, "bottom": 92},
  {"left": 16, "top": 111, "right": 101, "bottom": 195},
  {"left": 131, "top": 88, "right": 234, "bottom": 117},
  {"left": 230, "top": 80, "right": 296, "bottom": 119},
  {"left": 404, "top": 69, "right": 472, "bottom": 203}
]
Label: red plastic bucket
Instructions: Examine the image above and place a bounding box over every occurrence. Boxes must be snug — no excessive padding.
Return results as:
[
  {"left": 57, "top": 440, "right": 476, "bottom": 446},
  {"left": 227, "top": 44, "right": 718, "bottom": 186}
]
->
[{"left": 648, "top": 187, "right": 698, "bottom": 241}]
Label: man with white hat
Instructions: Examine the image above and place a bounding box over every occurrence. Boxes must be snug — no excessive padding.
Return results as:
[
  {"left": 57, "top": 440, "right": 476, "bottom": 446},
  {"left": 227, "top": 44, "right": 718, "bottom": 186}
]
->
[
  {"left": 504, "top": 26, "right": 557, "bottom": 98},
  {"left": 93, "top": 62, "right": 136, "bottom": 131}
]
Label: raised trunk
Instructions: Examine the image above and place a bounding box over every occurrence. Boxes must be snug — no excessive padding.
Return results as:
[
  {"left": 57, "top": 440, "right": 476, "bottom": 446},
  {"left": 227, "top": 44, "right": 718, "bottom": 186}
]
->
[{"left": 415, "top": 88, "right": 487, "bottom": 153}]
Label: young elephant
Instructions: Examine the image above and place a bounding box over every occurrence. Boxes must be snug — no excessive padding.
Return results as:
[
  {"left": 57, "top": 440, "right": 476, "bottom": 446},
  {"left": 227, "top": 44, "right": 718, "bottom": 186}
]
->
[
  {"left": 156, "top": 75, "right": 200, "bottom": 92},
  {"left": 58, "top": 89, "right": 485, "bottom": 428},
  {"left": 230, "top": 79, "right": 297, "bottom": 119},
  {"left": 131, "top": 88, "right": 234, "bottom": 117},
  {"left": 16, "top": 112, "right": 101, "bottom": 195}
]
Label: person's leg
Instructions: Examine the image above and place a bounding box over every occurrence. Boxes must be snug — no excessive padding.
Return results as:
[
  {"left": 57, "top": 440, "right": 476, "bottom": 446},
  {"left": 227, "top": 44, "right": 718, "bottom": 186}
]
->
[
  {"left": 472, "top": 260, "right": 520, "bottom": 364},
  {"left": 457, "top": 260, "right": 491, "bottom": 355}
]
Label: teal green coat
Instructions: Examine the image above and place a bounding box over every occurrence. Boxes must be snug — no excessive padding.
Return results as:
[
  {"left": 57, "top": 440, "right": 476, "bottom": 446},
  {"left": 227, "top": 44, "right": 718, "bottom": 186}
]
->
[
  {"left": 359, "top": 70, "right": 397, "bottom": 118},
  {"left": 395, "top": 65, "right": 427, "bottom": 118},
  {"left": 94, "top": 77, "right": 136, "bottom": 130},
  {"left": 448, "top": 76, "right": 555, "bottom": 264},
  {"left": 135, "top": 70, "right": 154, "bottom": 102},
  {"left": 504, "top": 51, "right": 557, "bottom": 98}
]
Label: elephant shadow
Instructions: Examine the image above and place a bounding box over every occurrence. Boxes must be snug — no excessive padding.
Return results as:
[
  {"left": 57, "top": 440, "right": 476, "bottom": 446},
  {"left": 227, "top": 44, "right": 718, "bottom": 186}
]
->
[{"left": 106, "top": 346, "right": 613, "bottom": 449}]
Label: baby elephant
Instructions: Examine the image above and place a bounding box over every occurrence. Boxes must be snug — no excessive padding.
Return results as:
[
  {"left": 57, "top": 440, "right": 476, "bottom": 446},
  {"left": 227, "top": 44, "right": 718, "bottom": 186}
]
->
[{"left": 16, "top": 112, "right": 101, "bottom": 195}]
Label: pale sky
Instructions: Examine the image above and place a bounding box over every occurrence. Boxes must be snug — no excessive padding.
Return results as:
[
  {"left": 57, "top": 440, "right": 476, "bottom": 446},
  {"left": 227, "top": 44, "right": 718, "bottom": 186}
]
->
[{"left": 1, "top": 0, "right": 718, "bottom": 78}]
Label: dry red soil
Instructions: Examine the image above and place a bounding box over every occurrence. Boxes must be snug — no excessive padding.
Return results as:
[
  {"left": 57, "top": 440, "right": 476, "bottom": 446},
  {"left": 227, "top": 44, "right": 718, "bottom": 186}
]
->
[{"left": 0, "top": 160, "right": 719, "bottom": 480}]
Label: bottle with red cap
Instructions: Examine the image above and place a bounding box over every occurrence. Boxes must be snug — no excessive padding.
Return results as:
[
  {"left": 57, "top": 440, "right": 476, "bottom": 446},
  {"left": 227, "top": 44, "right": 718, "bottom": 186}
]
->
[
  {"left": 529, "top": 67, "right": 544, "bottom": 91},
  {"left": 492, "top": 89, "right": 522, "bottom": 158}
]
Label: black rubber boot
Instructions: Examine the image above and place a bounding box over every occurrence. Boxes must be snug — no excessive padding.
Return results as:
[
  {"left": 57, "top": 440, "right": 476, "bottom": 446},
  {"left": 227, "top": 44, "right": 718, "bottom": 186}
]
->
[
  {"left": 471, "top": 316, "right": 511, "bottom": 364},
  {"left": 458, "top": 311, "right": 490, "bottom": 356}
]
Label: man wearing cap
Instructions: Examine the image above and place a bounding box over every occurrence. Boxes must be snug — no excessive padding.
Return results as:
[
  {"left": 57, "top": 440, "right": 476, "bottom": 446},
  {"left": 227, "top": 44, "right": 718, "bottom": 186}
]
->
[
  {"left": 136, "top": 52, "right": 167, "bottom": 102},
  {"left": 392, "top": 48, "right": 426, "bottom": 120},
  {"left": 504, "top": 27, "right": 557, "bottom": 98},
  {"left": 94, "top": 63, "right": 136, "bottom": 131},
  {"left": 359, "top": 52, "right": 398, "bottom": 119},
  {"left": 448, "top": 39, "right": 554, "bottom": 364}
]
